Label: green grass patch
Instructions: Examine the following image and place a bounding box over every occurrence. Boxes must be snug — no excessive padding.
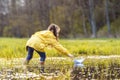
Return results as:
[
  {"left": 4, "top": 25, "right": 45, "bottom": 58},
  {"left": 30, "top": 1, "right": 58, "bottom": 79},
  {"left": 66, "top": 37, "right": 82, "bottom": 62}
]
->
[{"left": 0, "top": 37, "right": 120, "bottom": 58}]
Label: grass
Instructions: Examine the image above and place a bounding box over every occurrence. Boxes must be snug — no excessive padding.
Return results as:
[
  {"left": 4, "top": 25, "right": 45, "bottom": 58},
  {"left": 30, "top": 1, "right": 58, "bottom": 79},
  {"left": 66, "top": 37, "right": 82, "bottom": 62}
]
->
[
  {"left": 0, "top": 37, "right": 120, "bottom": 58},
  {"left": 0, "top": 37, "right": 120, "bottom": 79}
]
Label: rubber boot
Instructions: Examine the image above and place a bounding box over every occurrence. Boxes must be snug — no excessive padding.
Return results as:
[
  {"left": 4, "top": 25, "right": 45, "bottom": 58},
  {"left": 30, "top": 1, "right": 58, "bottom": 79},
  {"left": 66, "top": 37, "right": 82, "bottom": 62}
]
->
[
  {"left": 23, "top": 60, "right": 30, "bottom": 71},
  {"left": 38, "top": 62, "right": 45, "bottom": 73},
  {"left": 23, "top": 60, "right": 29, "bottom": 65},
  {"left": 40, "top": 67, "right": 45, "bottom": 73}
]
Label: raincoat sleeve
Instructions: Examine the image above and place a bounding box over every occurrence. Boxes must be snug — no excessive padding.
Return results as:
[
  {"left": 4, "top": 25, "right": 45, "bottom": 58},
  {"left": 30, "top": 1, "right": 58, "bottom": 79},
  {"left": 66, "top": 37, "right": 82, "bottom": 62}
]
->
[
  {"left": 45, "top": 38, "right": 70, "bottom": 56},
  {"left": 53, "top": 41, "right": 70, "bottom": 56}
]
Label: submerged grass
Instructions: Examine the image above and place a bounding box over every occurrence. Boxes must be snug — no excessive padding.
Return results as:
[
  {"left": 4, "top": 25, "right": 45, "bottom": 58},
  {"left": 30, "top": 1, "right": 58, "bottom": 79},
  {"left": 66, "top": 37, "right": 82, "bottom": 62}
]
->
[{"left": 0, "top": 57, "right": 120, "bottom": 79}]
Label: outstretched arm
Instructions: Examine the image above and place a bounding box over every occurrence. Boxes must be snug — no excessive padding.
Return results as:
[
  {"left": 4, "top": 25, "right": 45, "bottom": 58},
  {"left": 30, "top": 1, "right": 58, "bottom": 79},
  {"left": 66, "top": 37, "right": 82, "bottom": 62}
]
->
[
  {"left": 43, "top": 31, "right": 74, "bottom": 58},
  {"left": 51, "top": 40, "right": 74, "bottom": 58}
]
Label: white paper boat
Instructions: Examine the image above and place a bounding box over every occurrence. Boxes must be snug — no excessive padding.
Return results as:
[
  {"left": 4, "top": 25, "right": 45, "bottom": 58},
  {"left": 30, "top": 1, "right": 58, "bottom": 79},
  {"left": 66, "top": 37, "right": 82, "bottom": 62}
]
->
[
  {"left": 74, "top": 58, "right": 85, "bottom": 64},
  {"left": 74, "top": 58, "right": 85, "bottom": 67}
]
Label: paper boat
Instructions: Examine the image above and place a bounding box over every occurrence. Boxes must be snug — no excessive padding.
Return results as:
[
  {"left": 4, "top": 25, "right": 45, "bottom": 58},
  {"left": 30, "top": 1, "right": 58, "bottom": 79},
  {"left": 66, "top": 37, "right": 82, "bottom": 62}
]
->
[
  {"left": 74, "top": 58, "right": 85, "bottom": 67},
  {"left": 74, "top": 58, "right": 85, "bottom": 64}
]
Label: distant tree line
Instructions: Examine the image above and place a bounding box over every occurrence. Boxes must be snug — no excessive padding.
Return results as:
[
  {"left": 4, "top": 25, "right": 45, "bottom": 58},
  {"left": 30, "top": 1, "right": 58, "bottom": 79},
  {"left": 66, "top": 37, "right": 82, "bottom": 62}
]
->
[{"left": 0, "top": 0, "right": 120, "bottom": 38}]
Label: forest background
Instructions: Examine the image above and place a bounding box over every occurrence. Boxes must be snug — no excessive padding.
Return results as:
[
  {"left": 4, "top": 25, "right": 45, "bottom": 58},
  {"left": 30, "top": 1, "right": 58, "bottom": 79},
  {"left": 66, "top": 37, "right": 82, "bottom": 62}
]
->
[{"left": 0, "top": 0, "right": 120, "bottom": 38}]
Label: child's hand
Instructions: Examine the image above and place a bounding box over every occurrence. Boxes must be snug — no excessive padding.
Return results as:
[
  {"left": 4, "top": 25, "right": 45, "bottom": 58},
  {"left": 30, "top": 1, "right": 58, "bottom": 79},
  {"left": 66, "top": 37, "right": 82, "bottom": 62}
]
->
[{"left": 68, "top": 53, "right": 74, "bottom": 59}]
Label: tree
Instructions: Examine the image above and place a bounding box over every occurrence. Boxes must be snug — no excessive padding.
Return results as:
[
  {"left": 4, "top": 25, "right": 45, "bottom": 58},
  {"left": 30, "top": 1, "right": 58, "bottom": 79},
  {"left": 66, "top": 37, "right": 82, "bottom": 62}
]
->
[
  {"left": 78, "top": 0, "right": 88, "bottom": 37},
  {"left": 0, "top": 0, "right": 9, "bottom": 36},
  {"left": 89, "top": 0, "right": 97, "bottom": 38},
  {"left": 105, "top": 0, "right": 112, "bottom": 37}
]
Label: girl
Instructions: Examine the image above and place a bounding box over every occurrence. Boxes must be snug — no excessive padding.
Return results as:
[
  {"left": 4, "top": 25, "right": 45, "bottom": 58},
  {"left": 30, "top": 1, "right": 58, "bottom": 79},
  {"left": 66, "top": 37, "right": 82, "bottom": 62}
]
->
[{"left": 24, "top": 23, "right": 74, "bottom": 72}]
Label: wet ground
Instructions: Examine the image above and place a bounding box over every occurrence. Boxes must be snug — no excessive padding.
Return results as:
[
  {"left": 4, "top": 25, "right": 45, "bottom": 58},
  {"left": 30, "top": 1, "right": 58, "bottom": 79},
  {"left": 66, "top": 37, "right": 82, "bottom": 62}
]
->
[
  {"left": 71, "top": 65, "right": 120, "bottom": 80},
  {"left": 0, "top": 64, "right": 72, "bottom": 80},
  {"left": 0, "top": 56, "right": 120, "bottom": 80},
  {"left": 0, "top": 64, "right": 120, "bottom": 80}
]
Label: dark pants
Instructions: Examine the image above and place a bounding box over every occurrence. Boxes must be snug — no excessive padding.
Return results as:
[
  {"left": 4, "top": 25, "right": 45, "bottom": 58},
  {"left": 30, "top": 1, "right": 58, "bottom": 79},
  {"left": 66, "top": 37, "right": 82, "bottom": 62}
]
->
[{"left": 26, "top": 46, "right": 46, "bottom": 61}]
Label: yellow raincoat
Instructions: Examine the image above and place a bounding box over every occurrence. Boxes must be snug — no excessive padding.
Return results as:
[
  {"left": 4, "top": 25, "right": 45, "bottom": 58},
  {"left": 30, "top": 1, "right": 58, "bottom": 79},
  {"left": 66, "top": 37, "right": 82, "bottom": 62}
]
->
[{"left": 26, "top": 30, "right": 69, "bottom": 56}]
